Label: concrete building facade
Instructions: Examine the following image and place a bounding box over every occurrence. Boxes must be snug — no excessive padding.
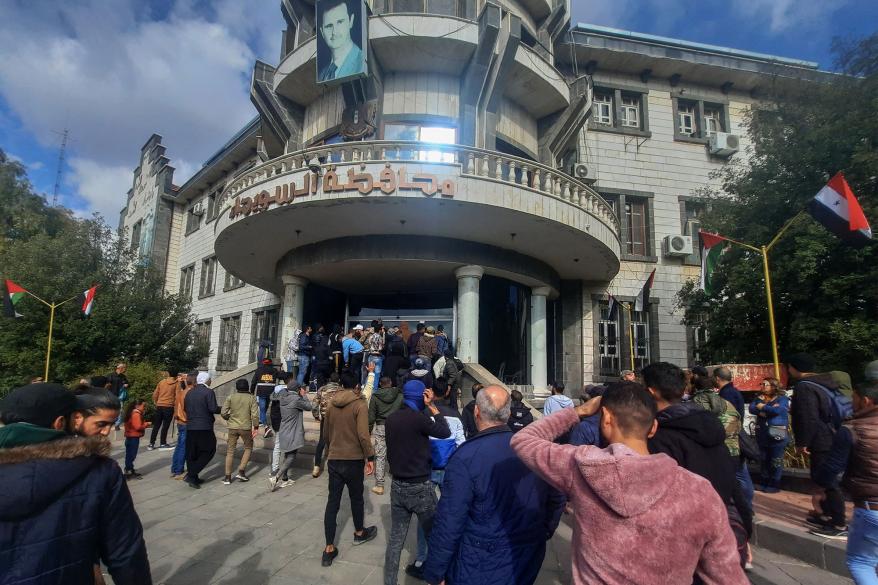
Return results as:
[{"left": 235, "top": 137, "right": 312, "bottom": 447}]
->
[{"left": 119, "top": 2, "right": 829, "bottom": 395}]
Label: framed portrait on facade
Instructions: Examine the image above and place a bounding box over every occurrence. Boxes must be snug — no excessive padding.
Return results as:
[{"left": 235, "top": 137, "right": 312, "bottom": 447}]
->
[{"left": 316, "top": 0, "right": 368, "bottom": 85}]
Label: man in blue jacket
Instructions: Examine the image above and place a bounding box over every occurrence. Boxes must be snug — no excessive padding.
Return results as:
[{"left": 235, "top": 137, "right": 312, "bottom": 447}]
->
[
  {"left": 0, "top": 383, "right": 151, "bottom": 585},
  {"left": 423, "top": 386, "right": 565, "bottom": 585}
]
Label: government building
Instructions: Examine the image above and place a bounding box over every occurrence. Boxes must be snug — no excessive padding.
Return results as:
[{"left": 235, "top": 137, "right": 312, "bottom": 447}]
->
[{"left": 119, "top": 0, "right": 829, "bottom": 396}]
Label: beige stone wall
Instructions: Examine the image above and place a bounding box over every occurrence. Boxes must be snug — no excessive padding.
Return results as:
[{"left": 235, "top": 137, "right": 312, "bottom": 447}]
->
[
  {"left": 382, "top": 72, "right": 460, "bottom": 119},
  {"left": 302, "top": 87, "right": 345, "bottom": 143},
  {"left": 497, "top": 98, "right": 538, "bottom": 155}
]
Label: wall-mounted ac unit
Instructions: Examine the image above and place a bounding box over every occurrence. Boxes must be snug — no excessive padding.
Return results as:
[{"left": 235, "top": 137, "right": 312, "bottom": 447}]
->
[
  {"left": 663, "top": 234, "right": 694, "bottom": 257},
  {"left": 192, "top": 201, "right": 205, "bottom": 215},
  {"left": 572, "top": 163, "right": 596, "bottom": 184},
  {"left": 708, "top": 132, "right": 740, "bottom": 157}
]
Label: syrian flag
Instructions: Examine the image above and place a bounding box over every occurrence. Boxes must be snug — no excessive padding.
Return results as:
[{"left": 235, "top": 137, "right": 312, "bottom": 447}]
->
[
  {"left": 808, "top": 172, "right": 872, "bottom": 246},
  {"left": 3, "top": 280, "right": 27, "bottom": 318},
  {"left": 700, "top": 231, "right": 729, "bottom": 296},
  {"left": 634, "top": 269, "right": 655, "bottom": 312},
  {"left": 78, "top": 285, "right": 98, "bottom": 318},
  {"left": 607, "top": 294, "right": 619, "bottom": 321}
]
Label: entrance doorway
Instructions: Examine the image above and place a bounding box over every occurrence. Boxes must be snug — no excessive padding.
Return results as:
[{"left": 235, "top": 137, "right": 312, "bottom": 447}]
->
[{"left": 347, "top": 291, "right": 455, "bottom": 345}]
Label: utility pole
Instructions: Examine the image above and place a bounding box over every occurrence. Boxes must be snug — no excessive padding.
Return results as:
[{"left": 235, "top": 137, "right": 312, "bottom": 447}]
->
[{"left": 52, "top": 128, "right": 69, "bottom": 207}]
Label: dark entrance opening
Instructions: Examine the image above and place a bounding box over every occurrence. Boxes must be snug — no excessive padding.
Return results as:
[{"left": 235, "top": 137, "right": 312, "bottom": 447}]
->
[{"left": 478, "top": 275, "right": 529, "bottom": 385}]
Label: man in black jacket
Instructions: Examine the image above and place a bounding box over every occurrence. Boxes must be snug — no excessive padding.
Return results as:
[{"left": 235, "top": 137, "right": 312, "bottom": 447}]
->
[
  {"left": 644, "top": 362, "right": 751, "bottom": 569},
  {"left": 461, "top": 383, "right": 483, "bottom": 439},
  {"left": 786, "top": 353, "right": 846, "bottom": 532},
  {"left": 383, "top": 380, "right": 451, "bottom": 585},
  {"left": 251, "top": 358, "right": 279, "bottom": 433},
  {"left": 184, "top": 372, "right": 221, "bottom": 489},
  {"left": 107, "top": 362, "right": 130, "bottom": 430},
  {"left": 0, "top": 383, "right": 151, "bottom": 585}
]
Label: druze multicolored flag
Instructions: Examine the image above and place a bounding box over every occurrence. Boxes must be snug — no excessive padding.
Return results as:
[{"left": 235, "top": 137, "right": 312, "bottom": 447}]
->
[
  {"left": 3, "top": 280, "right": 27, "bottom": 318},
  {"left": 634, "top": 269, "right": 655, "bottom": 312},
  {"left": 78, "top": 285, "right": 98, "bottom": 317},
  {"left": 807, "top": 172, "right": 872, "bottom": 246},
  {"left": 700, "top": 231, "right": 729, "bottom": 296}
]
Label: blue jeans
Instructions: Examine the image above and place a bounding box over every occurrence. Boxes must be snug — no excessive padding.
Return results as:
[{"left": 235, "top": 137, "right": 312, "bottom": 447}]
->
[
  {"left": 366, "top": 355, "right": 383, "bottom": 392},
  {"left": 848, "top": 507, "right": 878, "bottom": 584},
  {"left": 257, "top": 396, "right": 268, "bottom": 426},
  {"left": 736, "top": 462, "right": 754, "bottom": 506},
  {"left": 757, "top": 436, "right": 788, "bottom": 490},
  {"left": 416, "top": 471, "right": 446, "bottom": 563},
  {"left": 124, "top": 437, "right": 139, "bottom": 472},
  {"left": 296, "top": 355, "right": 311, "bottom": 386},
  {"left": 171, "top": 425, "right": 187, "bottom": 475}
]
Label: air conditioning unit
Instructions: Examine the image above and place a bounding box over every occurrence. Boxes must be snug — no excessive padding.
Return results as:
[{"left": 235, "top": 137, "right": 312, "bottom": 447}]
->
[
  {"left": 663, "top": 234, "right": 694, "bottom": 257},
  {"left": 572, "top": 163, "right": 597, "bottom": 184},
  {"left": 708, "top": 132, "right": 740, "bottom": 157},
  {"left": 191, "top": 201, "right": 205, "bottom": 216}
]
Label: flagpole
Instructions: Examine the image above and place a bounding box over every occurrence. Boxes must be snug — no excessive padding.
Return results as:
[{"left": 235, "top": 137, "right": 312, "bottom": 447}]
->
[
  {"left": 760, "top": 246, "right": 782, "bottom": 380},
  {"left": 767, "top": 209, "right": 807, "bottom": 251},
  {"left": 41, "top": 294, "right": 83, "bottom": 380}
]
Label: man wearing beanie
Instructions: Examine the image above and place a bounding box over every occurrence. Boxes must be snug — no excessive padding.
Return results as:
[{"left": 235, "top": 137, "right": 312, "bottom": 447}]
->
[
  {"left": 382, "top": 380, "right": 451, "bottom": 585},
  {"left": 0, "top": 383, "right": 151, "bottom": 584},
  {"left": 183, "top": 371, "right": 221, "bottom": 489},
  {"left": 786, "top": 353, "right": 848, "bottom": 536}
]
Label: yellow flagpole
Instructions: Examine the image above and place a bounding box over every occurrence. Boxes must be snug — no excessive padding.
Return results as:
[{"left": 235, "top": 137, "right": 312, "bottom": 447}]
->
[
  {"left": 44, "top": 303, "right": 56, "bottom": 380},
  {"left": 761, "top": 246, "right": 782, "bottom": 380}
]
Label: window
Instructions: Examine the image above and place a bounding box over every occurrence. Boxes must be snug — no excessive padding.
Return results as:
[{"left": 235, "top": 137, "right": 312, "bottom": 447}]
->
[
  {"left": 597, "top": 301, "right": 620, "bottom": 376},
  {"left": 179, "top": 264, "right": 195, "bottom": 298},
  {"left": 186, "top": 201, "right": 201, "bottom": 234},
  {"left": 130, "top": 220, "right": 142, "bottom": 253},
  {"left": 592, "top": 92, "right": 613, "bottom": 126},
  {"left": 224, "top": 271, "right": 244, "bottom": 291},
  {"left": 249, "top": 307, "right": 280, "bottom": 363},
  {"left": 703, "top": 105, "right": 724, "bottom": 137},
  {"left": 620, "top": 95, "right": 640, "bottom": 128},
  {"left": 384, "top": 123, "right": 456, "bottom": 162},
  {"left": 199, "top": 256, "right": 217, "bottom": 298},
  {"left": 217, "top": 314, "right": 241, "bottom": 370},
  {"left": 206, "top": 192, "right": 220, "bottom": 222},
  {"left": 631, "top": 309, "right": 651, "bottom": 372},
  {"left": 625, "top": 199, "right": 648, "bottom": 256},
  {"left": 677, "top": 101, "right": 697, "bottom": 136},
  {"left": 194, "top": 319, "right": 212, "bottom": 368}
]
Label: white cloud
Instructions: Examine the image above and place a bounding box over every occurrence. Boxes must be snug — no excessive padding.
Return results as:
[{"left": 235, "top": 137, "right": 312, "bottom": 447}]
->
[
  {"left": 0, "top": 0, "right": 281, "bottom": 226},
  {"left": 732, "top": 0, "right": 850, "bottom": 33}
]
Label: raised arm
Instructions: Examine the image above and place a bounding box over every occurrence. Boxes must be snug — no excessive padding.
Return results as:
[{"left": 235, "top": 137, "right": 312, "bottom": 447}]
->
[{"left": 510, "top": 406, "right": 586, "bottom": 494}]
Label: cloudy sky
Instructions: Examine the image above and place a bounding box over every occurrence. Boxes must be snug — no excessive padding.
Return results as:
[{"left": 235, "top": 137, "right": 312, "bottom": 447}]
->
[{"left": 1, "top": 0, "right": 875, "bottom": 225}]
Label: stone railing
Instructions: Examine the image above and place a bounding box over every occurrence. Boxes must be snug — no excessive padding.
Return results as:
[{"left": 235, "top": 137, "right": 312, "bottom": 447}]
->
[{"left": 221, "top": 141, "right": 619, "bottom": 234}]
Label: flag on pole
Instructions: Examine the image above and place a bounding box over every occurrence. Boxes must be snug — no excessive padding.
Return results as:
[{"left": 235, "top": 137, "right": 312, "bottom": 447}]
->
[
  {"left": 807, "top": 172, "right": 872, "bottom": 246},
  {"left": 607, "top": 293, "right": 619, "bottom": 321},
  {"left": 700, "top": 231, "right": 729, "bottom": 296},
  {"left": 78, "top": 285, "right": 98, "bottom": 317},
  {"left": 3, "top": 280, "right": 27, "bottom": 318},
  {"left": 634, "top": 269, "right": 655, "bottom": 312}
]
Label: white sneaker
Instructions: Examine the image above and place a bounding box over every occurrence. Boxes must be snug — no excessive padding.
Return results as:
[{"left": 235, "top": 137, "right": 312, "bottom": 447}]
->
[
  {"left": 280, "top": 479, "right": 296, "bottom": 488},
  {"left": 269, "top": 475, "right": 278, "bottom": 492}
]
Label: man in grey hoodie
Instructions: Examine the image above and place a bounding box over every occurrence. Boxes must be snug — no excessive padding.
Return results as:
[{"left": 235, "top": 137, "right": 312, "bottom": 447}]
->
[{"left": 542, "top": 381, "right": 574, "bottom": 416}]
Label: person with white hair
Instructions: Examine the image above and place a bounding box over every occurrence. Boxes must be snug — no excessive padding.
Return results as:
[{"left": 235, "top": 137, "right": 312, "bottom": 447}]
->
[{"left": 183, "top": 371, "right": 220, "bottom": 489}]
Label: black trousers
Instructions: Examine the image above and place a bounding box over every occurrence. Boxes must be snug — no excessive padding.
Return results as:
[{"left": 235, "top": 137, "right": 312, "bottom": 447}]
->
[
  {"left": 149, "top": 406, "right": 174, "bottom": 445},
  {"left": 810, "top": 449, "right": 846, "bottom": 526},
  {"left": 185, "top": 429, "right": 217, "bottom": 481},
  {"left": 324, "top": 459, "right": 365, "bottom": 546},
  {"left": 314, "top": 419, "right": 326, "bottom": 468},
  {"left": 349, "top": 352, "right": 364, "bottom": 385}
]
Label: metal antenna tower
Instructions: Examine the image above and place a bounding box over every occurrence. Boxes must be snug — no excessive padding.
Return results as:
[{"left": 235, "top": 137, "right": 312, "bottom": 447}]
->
[{"left": 52, "top": 129, "right": 69, "bottom": 207}]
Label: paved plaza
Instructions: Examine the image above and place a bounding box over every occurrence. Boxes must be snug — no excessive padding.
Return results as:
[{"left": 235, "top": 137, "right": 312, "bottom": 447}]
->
[{"left": 109, "top": 442, "right": 853, "bottom": 585}]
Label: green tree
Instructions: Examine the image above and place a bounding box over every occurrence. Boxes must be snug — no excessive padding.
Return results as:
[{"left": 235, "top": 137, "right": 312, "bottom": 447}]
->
[
  {"left": 0, "top": 148, "right": 205, "bottom": 395},
  {"left": 677, "top": 34, "right": 878, "bottom": 380}
]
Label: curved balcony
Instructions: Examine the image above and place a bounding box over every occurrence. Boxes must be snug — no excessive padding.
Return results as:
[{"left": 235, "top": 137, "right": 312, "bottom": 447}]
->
[{"left": 214, "top": 141, "right": 621, "bottom": 294}]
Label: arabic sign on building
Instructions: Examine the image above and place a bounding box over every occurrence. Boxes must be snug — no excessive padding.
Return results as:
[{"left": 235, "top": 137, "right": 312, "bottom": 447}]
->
[{"left": 228, "top": 164, "right": 455, "bottom": 220}]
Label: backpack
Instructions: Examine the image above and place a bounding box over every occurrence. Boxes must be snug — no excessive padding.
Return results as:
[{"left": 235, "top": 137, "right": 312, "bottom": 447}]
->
[{"left": 801, "top": 380, "right": 854, "bottom": 430}]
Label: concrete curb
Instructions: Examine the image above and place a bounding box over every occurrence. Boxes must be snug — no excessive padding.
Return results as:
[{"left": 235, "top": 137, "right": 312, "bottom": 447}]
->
[{"left": 752, "top": 517, "right": 848, "bottom": 577}]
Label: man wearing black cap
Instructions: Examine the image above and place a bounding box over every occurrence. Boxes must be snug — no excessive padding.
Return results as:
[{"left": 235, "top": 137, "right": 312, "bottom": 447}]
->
[
  {"left": 787, "top": 352, "right": 848, "bottom": 536},
  {"left": 0, "top": 383, "right": 151, "bottom": 584}
]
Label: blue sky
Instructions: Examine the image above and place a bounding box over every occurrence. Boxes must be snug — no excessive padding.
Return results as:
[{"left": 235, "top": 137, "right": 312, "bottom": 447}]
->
[{"left": 1, "top": 0, "right": 875, "bottom": 225}]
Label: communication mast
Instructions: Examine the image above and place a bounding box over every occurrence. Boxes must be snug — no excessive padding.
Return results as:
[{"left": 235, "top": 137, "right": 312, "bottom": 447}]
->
[{"left": 52, "top": 129, "right": 69, "bottom": 207}]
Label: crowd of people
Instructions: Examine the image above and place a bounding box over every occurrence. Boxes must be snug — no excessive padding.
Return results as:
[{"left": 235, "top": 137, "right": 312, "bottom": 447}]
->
[{"left": 1, "top": 335, "right": 877, "bottom": 584}]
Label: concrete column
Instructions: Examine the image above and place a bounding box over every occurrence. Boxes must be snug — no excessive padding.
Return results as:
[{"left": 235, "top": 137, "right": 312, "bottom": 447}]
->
[
  {"left": 530, "top": 286, "right": 551, "bottom": 398},
  {"left": 455, "top": 265, "right": 484, "bottom": 364},
  {"left": 279, "top": 275, "right": 308, "bottom": 366}
]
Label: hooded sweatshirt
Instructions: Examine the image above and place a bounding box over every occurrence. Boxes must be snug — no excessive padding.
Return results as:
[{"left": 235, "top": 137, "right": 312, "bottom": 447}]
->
[
  {"left": 152, "top": 377, "right": 179, "bottom": 408},
  {"left": 790, "top": 373, "right": 841, "bottom": 452},
  {"left": 323, "top": 389, "right": 375, "bottom": 461},
  {"left": 543, "top": 393, "right": 575, "bottom": 416},
  {"left": 511, "top": 408, "right": 747, "bottom": 585},
  {"left": 369, "top": 385, "right": 403, "bottom": 431}
]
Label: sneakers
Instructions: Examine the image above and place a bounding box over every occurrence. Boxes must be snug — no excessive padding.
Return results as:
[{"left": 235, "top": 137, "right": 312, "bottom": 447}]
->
[
  {"left": 263, "top": 427, "right": 274, "bottom": 439},
  {"left": 223, "top": 475, "right": 232, "bottom": 485},
  {"left": 371, "top": 486, "right": 384, "bottom": 495},
  {"left": 171, "top": 473, "right": 186, "bottom": 480},
  {"left": 405, "top": 562, "right": 425, "bottom": 580},
  {"left": 321, "top": 548, "right": 339, "bottom": 567},
  {"left": 185, "top": 476, "right": 201, "bottom": 489},
  {"left": 805, "top": 514, "right": 832, "bottom": 528},
  {"left": 146, "top": 444, "right": 156, "bottom": 451},
  {"left": 353, "top": 526, "right": 378, "bottom": 546},
  {"left": 269, "top": 475, "right": 279, "bottom": 492},
  {"left": 159, "top": 443, "right": 173, "bottom": 450},
  {"left": 810, "top": 526, "right": 848, "bottom": 539},
  {"left": 235, "top": 471, "right": 249, "bottom": 482},
  {"left": 124, "top": 470, "right": 143, "bottom": 480},
  {"left": 279, "top": 479, "right": 296, "bottom": 488},
  {"left": 312, "top": 466, "right": 322, "bottom": 478}
]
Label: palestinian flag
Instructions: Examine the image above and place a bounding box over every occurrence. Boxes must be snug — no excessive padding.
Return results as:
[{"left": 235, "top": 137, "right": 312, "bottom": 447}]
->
[
  {"left": 607, "top": 293, "right": 619, "bottom": 321},
  {"left": 78, "top": 285, "right": 98, "bottom": 317},
  {"left": 807, "top": 172, "right": 872, "bottom": 247},
  {"left": 700, "top": 231, "right": 729, "bottom": 296},
  {"left": 3, "top": 280, "right": 27, "bottom": 318},
  {"left": 634, "top": 269, "right": 655, "bottom": 312}
]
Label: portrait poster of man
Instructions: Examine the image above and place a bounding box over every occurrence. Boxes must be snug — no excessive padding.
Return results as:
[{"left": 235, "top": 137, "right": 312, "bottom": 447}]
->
[{"left": 316, "top": 0, "right": 368, "bottom": 84}]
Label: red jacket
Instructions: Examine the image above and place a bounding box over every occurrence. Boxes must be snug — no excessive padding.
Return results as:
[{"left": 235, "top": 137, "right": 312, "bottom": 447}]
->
[{"left": 124, "top": 409, "right": 148, "bottom": 438}]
